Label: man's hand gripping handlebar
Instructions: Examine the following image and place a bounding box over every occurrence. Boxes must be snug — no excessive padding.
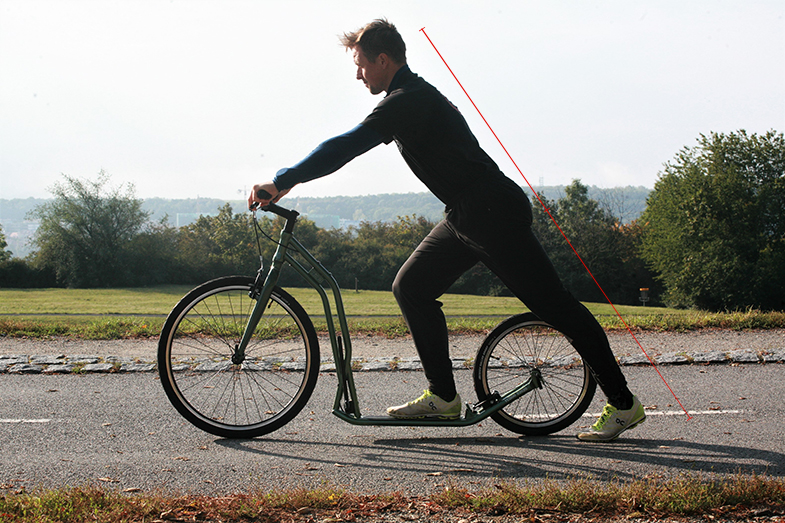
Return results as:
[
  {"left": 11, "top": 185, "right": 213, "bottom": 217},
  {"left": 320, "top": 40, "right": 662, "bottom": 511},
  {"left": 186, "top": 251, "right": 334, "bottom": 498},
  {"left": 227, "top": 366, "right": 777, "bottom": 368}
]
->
[
  {"left": 248, "top": 183, "right": 291, "bottom": 211},
  {"left": 248, "top": 189, "right": 272, "bottom": 211}
]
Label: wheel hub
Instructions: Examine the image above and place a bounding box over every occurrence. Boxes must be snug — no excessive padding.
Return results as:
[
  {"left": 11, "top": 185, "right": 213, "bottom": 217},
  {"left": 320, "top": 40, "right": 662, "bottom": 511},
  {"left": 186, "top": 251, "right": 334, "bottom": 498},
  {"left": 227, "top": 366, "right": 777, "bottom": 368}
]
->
[{"left": 231, "top": 345, "right": 245, "bottom": 365}]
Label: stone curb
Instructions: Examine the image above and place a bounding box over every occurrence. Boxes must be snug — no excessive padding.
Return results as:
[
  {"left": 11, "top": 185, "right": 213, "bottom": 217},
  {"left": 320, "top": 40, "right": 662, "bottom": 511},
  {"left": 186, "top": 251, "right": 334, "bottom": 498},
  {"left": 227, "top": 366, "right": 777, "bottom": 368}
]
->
[{"left": 1, "top": 349, "right": 784, "bottom": 375}]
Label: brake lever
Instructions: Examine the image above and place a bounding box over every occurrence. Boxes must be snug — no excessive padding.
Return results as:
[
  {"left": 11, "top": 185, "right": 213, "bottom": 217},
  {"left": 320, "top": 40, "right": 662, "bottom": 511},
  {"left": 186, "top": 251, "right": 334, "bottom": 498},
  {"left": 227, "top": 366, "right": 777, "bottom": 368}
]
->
[{"left": 249, "top": 189, "right": 273, "bottom": 212}]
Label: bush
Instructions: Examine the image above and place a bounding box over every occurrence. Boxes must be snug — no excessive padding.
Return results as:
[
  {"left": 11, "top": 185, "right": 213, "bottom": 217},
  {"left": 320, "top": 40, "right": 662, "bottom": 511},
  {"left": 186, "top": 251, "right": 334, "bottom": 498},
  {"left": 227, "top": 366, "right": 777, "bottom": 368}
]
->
[{"left": 0, "top": 259, "right": 57, "bottom": 288}]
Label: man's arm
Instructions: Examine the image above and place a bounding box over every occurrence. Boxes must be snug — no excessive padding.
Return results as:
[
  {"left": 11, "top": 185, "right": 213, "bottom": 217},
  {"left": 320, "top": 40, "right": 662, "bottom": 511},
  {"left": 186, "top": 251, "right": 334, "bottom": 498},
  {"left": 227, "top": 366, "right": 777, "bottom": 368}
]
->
[
  {"left": 249, "top": 124, "right": 384, "bottom": 209},
  {"left": 273, "top": 124, "right": 384, "bottom": 190}
]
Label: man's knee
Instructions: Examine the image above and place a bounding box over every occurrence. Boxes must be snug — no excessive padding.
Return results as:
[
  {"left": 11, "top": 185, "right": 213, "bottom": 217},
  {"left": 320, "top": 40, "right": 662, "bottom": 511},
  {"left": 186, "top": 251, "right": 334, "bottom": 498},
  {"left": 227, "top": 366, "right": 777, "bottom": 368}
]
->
[{"left": 392, "top": 269, "right": 412, "bottom": 304}]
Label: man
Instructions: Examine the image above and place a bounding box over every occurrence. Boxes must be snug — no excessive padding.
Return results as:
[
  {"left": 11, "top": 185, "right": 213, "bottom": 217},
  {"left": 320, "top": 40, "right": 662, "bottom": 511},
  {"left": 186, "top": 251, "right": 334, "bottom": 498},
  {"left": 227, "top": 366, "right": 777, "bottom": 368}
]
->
[{"left": 249, "top": 19, "right": 645, "bottom": 441}]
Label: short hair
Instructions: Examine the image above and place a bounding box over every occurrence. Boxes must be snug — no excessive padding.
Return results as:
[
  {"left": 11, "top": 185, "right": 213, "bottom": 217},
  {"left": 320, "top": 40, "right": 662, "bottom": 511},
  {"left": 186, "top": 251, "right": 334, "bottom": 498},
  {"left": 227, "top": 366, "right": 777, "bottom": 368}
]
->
[{"left": 339, "top": 18, "right": 406, "bottom": 64}]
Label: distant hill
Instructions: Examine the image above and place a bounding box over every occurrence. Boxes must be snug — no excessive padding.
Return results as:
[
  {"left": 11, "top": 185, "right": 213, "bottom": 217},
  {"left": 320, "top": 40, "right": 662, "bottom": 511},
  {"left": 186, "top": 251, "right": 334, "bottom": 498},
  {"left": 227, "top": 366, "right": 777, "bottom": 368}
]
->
[
  {"left": 0, "top": 186, "right": 650, "bottom": 257},
  {"left": 264, "top": 185, "right": 651, "bottom": 227},
  {"left": 532, "top": 185, "right": 651, "bottom": 225}
]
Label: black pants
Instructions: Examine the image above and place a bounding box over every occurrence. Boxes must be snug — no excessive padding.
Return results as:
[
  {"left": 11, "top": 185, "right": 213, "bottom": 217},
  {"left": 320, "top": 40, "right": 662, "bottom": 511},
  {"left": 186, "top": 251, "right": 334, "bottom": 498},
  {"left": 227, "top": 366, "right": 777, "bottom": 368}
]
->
[{"left": 392, "top": 181, "right": 632, "bottom": 407}]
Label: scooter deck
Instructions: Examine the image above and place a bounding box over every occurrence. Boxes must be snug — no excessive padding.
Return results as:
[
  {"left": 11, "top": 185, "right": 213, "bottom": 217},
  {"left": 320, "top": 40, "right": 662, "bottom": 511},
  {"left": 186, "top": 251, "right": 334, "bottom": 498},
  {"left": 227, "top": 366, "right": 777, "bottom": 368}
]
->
[{"left": 333, "top": 412, "right": 486, "bottom": 427}]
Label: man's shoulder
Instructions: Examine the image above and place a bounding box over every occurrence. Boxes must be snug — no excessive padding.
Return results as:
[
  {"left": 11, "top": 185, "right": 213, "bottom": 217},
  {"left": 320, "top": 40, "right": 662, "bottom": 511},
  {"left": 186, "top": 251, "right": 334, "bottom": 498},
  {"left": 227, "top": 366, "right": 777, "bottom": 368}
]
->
[
  {"left": 395, "top": 72, "right": 433, "bottom": 93},
  {"left": 382, "top": 75, "right": 439, "bottom": 108},
  {"left": 363, "top": 69, "right": 450, "bottom": 136}
]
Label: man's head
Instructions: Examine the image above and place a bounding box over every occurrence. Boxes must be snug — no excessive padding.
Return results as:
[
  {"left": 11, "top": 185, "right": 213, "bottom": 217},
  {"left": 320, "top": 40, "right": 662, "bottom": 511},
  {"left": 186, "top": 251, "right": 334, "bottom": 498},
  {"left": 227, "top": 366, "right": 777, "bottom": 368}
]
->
[{"left": 340, "top": 19, "right": 406, "bottom": 95}]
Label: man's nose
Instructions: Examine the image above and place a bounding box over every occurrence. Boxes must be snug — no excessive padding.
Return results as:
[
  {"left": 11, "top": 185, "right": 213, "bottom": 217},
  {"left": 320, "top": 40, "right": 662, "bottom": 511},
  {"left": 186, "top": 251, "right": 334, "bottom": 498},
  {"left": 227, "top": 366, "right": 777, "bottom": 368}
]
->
[{"left": 356, "top": 67, "right": 363, "bottom": 80}]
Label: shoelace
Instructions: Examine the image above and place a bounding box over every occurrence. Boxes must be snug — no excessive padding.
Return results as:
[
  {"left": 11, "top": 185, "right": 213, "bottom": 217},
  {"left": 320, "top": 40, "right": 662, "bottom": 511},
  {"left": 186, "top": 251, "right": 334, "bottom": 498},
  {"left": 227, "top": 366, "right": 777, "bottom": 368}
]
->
[
  {"left": 407, "top": 390, "right": 431, "bottom": 406},
  {"left": 592, "top": 404, "right": 618, "bottom": 430}
]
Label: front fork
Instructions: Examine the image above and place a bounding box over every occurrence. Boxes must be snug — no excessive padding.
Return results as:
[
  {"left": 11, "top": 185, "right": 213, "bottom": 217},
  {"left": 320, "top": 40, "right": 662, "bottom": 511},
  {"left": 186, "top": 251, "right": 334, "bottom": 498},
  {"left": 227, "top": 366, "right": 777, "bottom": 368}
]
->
[{"left": 233, "top": 231, "right": 291, "bottom": 364}]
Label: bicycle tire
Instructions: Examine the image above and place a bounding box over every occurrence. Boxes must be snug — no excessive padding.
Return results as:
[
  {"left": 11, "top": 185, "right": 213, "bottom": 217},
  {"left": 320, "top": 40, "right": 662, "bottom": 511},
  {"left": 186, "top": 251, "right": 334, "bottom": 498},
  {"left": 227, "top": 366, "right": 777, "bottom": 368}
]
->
[
  {"left": 158, "top": 276, "right": 319, "bottom": 438},
  {"left": 473, "top": 313, "right": 596, "bottom": 436}
]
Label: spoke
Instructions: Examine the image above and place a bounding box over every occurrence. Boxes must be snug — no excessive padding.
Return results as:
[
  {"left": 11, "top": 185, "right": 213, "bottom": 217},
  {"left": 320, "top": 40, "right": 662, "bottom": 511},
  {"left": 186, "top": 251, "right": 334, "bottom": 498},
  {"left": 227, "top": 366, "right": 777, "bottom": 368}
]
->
[
  {"left": 173, "top": 326, "right": 231, "bottom": 359},
  {"left": 484, "top": 321, "right": 588, "bottom": 427},
  {"left": 211, "top": 368, "right": 237, "bottom": 422},
  {"left": 192, "top": 299, "right": 237, "bottom": 348},
  {"left": 163, "top": 282, "right": 314, "bottom": 434},
  {"left": 243, "top": 368, "right": 276, "bottom": 417}
]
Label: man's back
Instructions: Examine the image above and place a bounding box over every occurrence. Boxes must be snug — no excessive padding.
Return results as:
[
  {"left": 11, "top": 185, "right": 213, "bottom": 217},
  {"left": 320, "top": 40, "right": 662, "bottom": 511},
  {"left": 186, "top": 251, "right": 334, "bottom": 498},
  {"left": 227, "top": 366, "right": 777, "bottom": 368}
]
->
[{"left": 361, "top": 66, "right": 508, "bottom": 206}]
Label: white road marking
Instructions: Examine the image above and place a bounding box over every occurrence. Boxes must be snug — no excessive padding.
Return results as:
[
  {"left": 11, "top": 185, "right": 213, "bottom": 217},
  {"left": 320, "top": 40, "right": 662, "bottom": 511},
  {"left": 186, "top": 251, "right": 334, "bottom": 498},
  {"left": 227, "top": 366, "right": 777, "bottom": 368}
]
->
[
  {"left": 0, "top": 418, "right": 52, "bottom": 423},
  {"left": 582, "top": 409, "right": 744, "bottom": 418}
]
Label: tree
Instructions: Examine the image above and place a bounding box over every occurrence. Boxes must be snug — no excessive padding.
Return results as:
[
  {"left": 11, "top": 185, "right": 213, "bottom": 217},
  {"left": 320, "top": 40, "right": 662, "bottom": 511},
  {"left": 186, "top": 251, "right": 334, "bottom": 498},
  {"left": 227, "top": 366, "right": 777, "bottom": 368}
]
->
[
  {"left": 126, "top": 218, "right": 183, "bottom": 286},
  {"left": 337, "top": 215, "right": 434, "bottom": 291},
  {"left": 640, "top": 130, "right": 785, "bottom": 311},
  {"left": 531, "top": 180, "right": 654, "bottom": 305},
  {"left": 174, "top": 203, "right": 260, "bottom": 283},
  {"left": 0, "top": 225, "right": 12, "bottom": 262},
  {"left": 0, "top": 225, "right": 53, "bottom": 288},
  {"left": 28, "top": 172, "right": 150, "bottom": 287}
]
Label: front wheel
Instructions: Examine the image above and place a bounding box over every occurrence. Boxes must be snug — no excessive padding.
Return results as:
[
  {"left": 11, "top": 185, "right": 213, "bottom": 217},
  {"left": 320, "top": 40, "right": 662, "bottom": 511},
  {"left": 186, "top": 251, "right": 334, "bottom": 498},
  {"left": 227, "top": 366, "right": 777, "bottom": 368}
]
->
[
  {"left": 158, "top": 276, "right": 319, "bottom": 438},
  {"left": 473, "top": 313, "right": 596, "bottom": 436}
]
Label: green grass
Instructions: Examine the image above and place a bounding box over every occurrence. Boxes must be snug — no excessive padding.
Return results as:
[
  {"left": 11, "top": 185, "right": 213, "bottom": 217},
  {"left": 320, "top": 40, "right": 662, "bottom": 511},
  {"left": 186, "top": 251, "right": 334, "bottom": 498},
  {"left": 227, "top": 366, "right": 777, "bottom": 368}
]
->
[
  {"left": 0, "top": 316, "right": 164, "bottom": 339},
  {"left": 0, "top": 285, "right": 659, "bottom": 317},
  {"left": 1, "top": 286, "right": 783, "bottom": 339},
  {"left": 0, "top": 286, "right": 189, "bottom": 315},
  {"left": 0, "top": 474, "right": 782, "bottom": 522}
]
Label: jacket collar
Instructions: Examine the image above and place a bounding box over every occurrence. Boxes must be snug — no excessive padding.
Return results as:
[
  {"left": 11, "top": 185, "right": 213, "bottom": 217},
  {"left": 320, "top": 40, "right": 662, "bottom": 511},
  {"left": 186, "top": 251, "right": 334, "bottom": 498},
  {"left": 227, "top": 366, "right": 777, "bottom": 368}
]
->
[{"left": 385, "top": 64, "right": 414, "bottom": 96}]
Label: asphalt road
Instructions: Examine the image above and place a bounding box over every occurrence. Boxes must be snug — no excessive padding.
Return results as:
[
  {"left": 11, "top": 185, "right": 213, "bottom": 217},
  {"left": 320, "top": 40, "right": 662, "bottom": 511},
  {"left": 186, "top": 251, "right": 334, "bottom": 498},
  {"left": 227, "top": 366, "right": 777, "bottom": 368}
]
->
[{"left": 1, "top": 360, "right": 783, "bottom": 496}]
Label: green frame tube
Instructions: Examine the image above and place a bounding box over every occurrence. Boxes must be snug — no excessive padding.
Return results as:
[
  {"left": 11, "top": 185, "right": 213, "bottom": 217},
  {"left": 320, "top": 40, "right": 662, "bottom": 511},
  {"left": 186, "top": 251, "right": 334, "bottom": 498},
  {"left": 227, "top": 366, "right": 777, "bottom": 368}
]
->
[{"left": 239, "top": 212, "right": 544, "bottom": 427}]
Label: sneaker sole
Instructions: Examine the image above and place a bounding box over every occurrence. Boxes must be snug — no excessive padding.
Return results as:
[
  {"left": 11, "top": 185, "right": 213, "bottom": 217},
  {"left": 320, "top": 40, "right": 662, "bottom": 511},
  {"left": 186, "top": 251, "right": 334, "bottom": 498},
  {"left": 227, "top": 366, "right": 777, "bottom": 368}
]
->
[
  {"left": 577, "top": 414, "right": 646, "bottom": 442},
  {"left": 387, "top": 413, "right": 460, "bottom": 421}
]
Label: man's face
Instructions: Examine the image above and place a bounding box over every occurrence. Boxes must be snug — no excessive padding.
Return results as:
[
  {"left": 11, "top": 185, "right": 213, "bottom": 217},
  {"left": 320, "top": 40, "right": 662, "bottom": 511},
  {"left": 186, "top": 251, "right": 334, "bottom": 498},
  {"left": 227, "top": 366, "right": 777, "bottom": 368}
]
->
[{"left": 352, "top": 46, "right": 387, "bottom": 95}]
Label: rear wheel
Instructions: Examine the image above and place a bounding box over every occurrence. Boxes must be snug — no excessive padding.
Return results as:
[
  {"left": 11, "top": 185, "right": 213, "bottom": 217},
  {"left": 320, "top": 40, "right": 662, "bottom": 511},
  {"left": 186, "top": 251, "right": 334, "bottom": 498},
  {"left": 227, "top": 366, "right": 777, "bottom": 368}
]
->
[
  {"left": 473, "top": 313, "right": 595, "bottom": 435},
  {"left": 158, "top": 276, "right": 319, "bottom": 438}
]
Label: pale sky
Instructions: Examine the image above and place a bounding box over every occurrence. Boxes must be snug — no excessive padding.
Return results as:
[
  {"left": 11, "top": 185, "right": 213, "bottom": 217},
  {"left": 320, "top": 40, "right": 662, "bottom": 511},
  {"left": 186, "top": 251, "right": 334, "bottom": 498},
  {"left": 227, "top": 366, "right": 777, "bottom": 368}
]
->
[{"left": 1, "top": 0, "right": 783, "bottom": 201}]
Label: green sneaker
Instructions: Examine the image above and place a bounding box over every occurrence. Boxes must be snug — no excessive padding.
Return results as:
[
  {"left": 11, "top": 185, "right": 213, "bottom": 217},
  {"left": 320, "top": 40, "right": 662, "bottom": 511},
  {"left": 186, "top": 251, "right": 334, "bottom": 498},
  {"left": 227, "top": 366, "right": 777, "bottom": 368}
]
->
[
  {"left": 387, "top": 390, "right": 462, "bottom": 420},
  {"left": 577, "top": 396, "right": 646, "bottom": 442}
]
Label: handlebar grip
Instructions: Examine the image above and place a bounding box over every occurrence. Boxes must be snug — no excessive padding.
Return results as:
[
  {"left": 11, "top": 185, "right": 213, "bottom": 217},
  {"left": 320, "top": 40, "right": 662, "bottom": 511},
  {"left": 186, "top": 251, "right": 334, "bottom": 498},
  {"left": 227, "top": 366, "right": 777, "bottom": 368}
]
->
[{"left": 256, "top": 189, "right": 273, "bottom": 200}]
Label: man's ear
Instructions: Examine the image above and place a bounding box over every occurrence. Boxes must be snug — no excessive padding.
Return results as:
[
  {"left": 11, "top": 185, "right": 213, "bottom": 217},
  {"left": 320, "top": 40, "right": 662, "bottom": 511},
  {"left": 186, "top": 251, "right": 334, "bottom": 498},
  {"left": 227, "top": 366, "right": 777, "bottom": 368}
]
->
[{"left": 377, "top": 53, "right": 390, "bottom": 68}]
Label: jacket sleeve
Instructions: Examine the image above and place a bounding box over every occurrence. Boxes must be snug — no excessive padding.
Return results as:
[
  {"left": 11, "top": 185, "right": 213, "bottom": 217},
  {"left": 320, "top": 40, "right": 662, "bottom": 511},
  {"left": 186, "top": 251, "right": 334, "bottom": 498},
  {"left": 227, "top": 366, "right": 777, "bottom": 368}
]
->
[{"left": 272, "top": 124, "right": 384, "bottom": 190}]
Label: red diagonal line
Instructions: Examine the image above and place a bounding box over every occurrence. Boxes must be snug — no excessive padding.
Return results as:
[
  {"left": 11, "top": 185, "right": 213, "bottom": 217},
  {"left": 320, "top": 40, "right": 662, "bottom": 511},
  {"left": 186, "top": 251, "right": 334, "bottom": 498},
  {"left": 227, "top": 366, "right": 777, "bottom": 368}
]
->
[{"left": 420, "top": 27, "right": 691, "bottom": 419}]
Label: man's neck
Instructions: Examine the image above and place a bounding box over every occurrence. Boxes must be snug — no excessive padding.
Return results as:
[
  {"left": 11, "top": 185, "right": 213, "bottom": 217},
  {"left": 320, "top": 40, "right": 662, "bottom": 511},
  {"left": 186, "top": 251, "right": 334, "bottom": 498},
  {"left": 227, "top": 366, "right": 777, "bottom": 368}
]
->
[{"left": 384, "top": 63, "right": 409, "bottom": 94}]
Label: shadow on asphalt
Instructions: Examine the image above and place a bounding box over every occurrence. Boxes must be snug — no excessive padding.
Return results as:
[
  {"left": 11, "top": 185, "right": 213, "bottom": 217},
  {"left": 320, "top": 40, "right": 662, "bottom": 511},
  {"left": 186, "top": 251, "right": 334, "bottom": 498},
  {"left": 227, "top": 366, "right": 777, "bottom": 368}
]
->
[{"left": 215, "top": 434, "right": 783, "bottom": 481}]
